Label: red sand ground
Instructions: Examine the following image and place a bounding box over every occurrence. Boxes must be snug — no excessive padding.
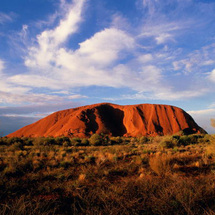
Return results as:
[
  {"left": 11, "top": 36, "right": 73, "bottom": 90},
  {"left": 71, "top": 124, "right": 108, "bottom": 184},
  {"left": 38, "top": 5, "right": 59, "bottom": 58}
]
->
[{"left": 7, "top": 103, "right": 206, "bottom": 137}]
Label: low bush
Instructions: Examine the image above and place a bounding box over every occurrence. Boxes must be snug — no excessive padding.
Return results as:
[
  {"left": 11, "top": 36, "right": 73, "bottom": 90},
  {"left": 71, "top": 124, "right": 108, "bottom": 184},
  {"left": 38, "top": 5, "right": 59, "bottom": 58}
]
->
[
  {"left": 7, "top": 142, "right": 24, "bottom": 151},
  {"left": 160, "top": 136, "right": 177, "bottom": 149},
  {"left": 110, "top": 136, "right": 123, "bottom": 145},
  {"left": 205, "top": 142, "right": 215, "bottom": 158},
  {"left": 89, "top": 134, "right": 102, "bottom": 146},
  {"left": 70, "top": 137, "right": 81, "bottom": 146},
  {"left": 81, "top": 138, "right": 89, "bottom": 146},
  {"left": 178, "top": 136, "right": 191, "bottom": 146},
  {"left": 138, "top": 136, "right": 149, "bottom": 144}
]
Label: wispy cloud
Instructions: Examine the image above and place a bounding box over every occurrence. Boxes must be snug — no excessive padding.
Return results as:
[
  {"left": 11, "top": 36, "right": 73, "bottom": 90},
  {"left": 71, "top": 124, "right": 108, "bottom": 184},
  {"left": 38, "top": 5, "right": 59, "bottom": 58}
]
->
[
  {"left": 0, "top": 12, "right": 14, "bottom": 24},
  {"left": 139, "top": 22, "right": 184, "bottom": 44},
  {"left": 0, "top": 91, "right": 64, "bottom": 105},
  {"left": 137, "top": 0, "right": 195, "bottom": 46},
  {"left": 106, "top": 88, "right": 207, "bottom": 102},
  {"left": 0, "top": 101, "right": 81, "bottom": 116},
  {"left": 173, "top": 44, "right": 215, "bottom": 74},
  {"left": 0, "top": 60, "right": 32, "bottom": 103},
  {"left": 0, "top": 59, "right": 4, "bottom": 73},
  {"left": 188, "top": 108, "right": 215, "bottom": 116}
]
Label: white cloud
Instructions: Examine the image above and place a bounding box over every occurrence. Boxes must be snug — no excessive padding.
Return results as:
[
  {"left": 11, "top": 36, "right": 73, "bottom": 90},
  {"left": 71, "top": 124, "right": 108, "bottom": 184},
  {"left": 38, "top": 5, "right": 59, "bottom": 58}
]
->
[
  {"left": 188, "top": 108, "right": 215, "bottom": 116},
  {"left": 35, "top": 0, "right": 72, "bottom": 28},
  {"left": 9, "top": 0, "right": 136, "bottom": 92},
  {"left": 21, "top": 25, "right": 28, "bottom": 39},
  {"left": 139, "top": 65, "right": 161, "bottom": 84},
  {"left": 107, "top": 87, "right": 207, "bottom": 102},
  {"left": 208, "top": 69, "right": 215, "bottom": 82},
  {"left": 138, "top": 54, "right": 153, "bottom": 63},
  {"left": 0, "top": 101, "right": 81, "bottom": 116},
  {"left": 0, "top": 60, "right": 30, "bottom": 96},
  {"left": 142, "top": 0, "right": 160, "bottom": 16},
  {"left": 0, "top": 85, "right": 87, "bottom": 105},
  {"left": 154, "top": 88, "right": 208, "bottom": 101},
  {"left": 111, "top": 14, "right": 130, "bottom": 31},
  {"left": 0, "top": 91, "right": 64, "bottom": 105},
  {"left": 202, "top": 60, "right": 215, "bottom": 66},
  {"left": 137, "top": 0, "right": 194, "bottom": 45},
  {"left": 139, "top": 22, "right": 183, "bottom": 45},
  {"left": 78, "top": 28, "right": 135, "bottom": 66},
  {"left": 68, "top": 94, "right": 88, "bottom": 99},
  {"left": 173, "top": 44, "right": 215, "bottom": 73},
  {"left": 25, "top": 0, "right": 86, "bottom": 68},
  {"left": 1, "top": 114, "right": 39, "bottom": 118},
  {"left": 9, "top": 74, "right": 62, "bottom": 90},
  {"left": 0, "top": 12, "right": 13, "bottom": 24},
  {"left": 155, "top": 33, "right": 173, "bottom": 44},
  {"left": 13, "top": 26, "right": 136, "bottom": 89}
]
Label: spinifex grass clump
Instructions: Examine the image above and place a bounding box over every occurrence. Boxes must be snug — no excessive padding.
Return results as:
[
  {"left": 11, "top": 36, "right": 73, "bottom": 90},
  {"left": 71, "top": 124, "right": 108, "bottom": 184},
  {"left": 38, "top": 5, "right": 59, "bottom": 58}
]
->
[{"left": 0, "top": 134, "right": 215, "bottom": 214}]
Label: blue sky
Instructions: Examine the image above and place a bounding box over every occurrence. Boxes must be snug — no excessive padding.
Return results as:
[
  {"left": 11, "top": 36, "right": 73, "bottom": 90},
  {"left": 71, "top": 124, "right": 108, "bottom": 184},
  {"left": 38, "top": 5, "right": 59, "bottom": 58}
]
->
[{"left": 1, "top": 0, "right": 215, "bottom": 136}]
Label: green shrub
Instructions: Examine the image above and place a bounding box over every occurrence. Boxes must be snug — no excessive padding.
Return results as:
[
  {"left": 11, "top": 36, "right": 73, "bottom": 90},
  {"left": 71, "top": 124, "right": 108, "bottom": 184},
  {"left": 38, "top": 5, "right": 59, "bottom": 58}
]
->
[
  {"left": 101, "top": 135, "right": 110, "bottom": 145},
  {"left": 178, "top": 136, "right": 191, "bottom": 146},
  {"left": 71, "top": 137, "right": 81, "bottom": 146},
  {"left": 160, "top": 136, "right": 177, "bottom": 149},
  {"left": 33, "top": 137, "right": 46, "bottom": 146},
  {"left": 8, "top": 142, "right": 24, "bottom": 151},
  {"left": 138, "top": 136, "right": 149, "bottom": 144},
  {"left": 63, "top": 141, "right": 69, "bottom": 147},
  {"left": 177, "top": 134, "right": 203, "bottom": 146},
  {"left": 89, "top": 134, "right": 102, "bottom": 146},
  {"left": 172, "top": 147, "right": 179, "bottom": 152},
  {"left": 44, "top": 137, "right": 56, "bottom": 145},
  {"left": 130, "top": 137, "right": 137, "bottom": 144},
  {"left": 205, "top": 141, "right": 215, "bottom": 158},
  {"left": 202, "top": 134, "right": 212, "bottom": 143},
  {"left": 172, "top": 135, "right": 180, "bottom": 141},
  {"left": 188, "top": 134, "right": 203, "bottom": 144},
  {"left": 81, "top": 138, "right": 89, "bottom": 146},
  {"left": 110, "top": 136, "right": 123, "bottom": 145},
  {"left": 24, "top": 138, "right": 33, "bottom": 146},
  {"left": 5, "top": 137, "right": 24, "bottom": 145},
  {"left": 55, "top": 136, "right": 71, "bottom": 145}
]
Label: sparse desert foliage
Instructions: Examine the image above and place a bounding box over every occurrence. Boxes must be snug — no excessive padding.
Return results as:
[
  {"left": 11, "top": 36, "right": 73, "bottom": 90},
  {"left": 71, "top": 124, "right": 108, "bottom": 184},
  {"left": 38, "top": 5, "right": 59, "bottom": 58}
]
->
[{"left": 0, "top": 134, "right": 215, "bottom": 214}]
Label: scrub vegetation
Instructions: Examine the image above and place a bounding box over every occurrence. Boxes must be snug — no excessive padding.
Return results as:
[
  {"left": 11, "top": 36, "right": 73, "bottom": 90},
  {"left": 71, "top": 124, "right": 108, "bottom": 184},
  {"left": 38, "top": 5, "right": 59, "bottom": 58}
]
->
[{"left": 0, "top": 134, "right": 215, "bottom": 214}]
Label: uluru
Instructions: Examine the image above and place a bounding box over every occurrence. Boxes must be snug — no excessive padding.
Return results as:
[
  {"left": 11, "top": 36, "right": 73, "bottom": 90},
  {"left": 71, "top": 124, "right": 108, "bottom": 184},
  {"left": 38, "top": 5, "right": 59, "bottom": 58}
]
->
[{"left": 7, "top": 103, "right": 206, "bottom": 138}]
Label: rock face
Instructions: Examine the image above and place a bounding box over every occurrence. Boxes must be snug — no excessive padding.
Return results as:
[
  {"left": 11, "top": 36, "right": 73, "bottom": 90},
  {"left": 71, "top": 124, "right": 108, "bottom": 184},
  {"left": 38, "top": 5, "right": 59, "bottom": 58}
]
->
[{"left": 7, "top": 103, "right": 206, "bottom": 137}]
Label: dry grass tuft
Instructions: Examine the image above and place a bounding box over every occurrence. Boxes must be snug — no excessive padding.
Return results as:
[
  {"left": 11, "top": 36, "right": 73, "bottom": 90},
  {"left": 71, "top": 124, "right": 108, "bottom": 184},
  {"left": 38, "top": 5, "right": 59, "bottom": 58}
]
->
[{"left": 149, "top": 153, "right": 172, "bottom": 176}]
